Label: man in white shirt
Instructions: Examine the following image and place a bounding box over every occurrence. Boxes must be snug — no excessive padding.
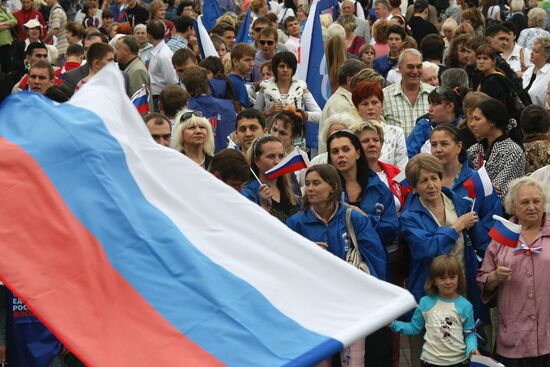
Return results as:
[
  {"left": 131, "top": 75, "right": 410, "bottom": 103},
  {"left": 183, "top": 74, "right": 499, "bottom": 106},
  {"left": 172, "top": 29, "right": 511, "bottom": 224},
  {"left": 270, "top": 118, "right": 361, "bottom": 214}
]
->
[
  {"left": 318, "top": 59, "right": 366, "bottom": 153},
  {"left": 147, "top": 20, "right": 178, "bottom": 112},
  {"left": 283, "top": 16, "right": 300, "bottom": 57}
]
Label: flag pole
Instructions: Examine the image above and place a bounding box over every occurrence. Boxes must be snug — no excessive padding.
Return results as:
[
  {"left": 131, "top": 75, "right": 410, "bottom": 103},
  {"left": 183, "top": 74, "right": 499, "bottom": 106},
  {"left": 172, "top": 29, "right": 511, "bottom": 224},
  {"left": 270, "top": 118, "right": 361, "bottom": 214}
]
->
[
  {"left": 471, "top": 198, "right": 476, "bottom": 212},
  {"left": 249, "top": 167, "right": 262, "bottom": 185}
]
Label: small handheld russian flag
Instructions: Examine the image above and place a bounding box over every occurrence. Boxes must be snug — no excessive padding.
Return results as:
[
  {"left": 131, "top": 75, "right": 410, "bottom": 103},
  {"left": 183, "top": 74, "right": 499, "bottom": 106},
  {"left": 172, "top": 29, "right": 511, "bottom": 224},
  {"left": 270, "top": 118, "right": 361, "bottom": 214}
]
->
[
  {"left": 265, "top": 147, "right": 309, "bottom": 181},
  {"left": 470, "top": 355, "right": 505, "bottom": 367},
  {"left": 489, "top": 215, "right": 522, "bottom": 248},
  {"left": 130, "top": 86, "right": 149, "bottom": 114},
  {"left": 463, "top": 164, "right": 494, "bottom": 199}
]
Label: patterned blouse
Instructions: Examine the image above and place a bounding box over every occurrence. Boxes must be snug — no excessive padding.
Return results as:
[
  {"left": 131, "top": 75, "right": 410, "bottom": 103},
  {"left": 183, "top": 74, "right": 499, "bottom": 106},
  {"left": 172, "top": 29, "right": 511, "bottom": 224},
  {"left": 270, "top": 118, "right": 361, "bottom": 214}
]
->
[
  {"left": 380, "top": 122, "right": 408, "bottom": 171},
  {"left": 524, "top": 134, "right": 550, "bottom": 175},
  {"left": 517, "top": 27, "right": 550, "bottom": 50},
  {"left": 467, "top": 135, "right": 525, "bottom": 197}
]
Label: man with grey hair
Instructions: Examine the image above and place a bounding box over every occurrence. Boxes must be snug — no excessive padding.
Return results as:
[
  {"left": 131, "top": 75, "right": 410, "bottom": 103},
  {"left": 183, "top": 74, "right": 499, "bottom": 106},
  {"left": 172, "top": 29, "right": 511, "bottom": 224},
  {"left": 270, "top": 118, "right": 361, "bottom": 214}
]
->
[
  {"left": 318, "top": 59, "right": 366, "bottom": 153},
  {"left": 382, "top": 48, "right": 434, "bottom": 136},
  {"left": 440, "top": 68, "right": 469, "bottom": 90},
  {"left": 340, "top": 0, "right": 370, "bottom": 42},
  {"left": 373, "top": 0, "right": 392, "bottom": 20}
]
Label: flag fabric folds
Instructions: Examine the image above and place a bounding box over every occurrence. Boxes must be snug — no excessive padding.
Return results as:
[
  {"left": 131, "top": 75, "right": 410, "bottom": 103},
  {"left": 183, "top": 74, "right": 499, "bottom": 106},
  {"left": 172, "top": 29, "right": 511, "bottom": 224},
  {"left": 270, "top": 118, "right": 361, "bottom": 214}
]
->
[
  {"left": 200, "top": 0, "right": 222, "bottom": 31},
  {"left": 0, "top": 64, "right": 415, "bottom": 367},
  {"left": 463, "top": 165, "right": 494, "bottom": 199},
  {"left": 194, "top": 16, "right": 219, "bottom": 59},
  {"left": 295, "top": 0, "right": 330, "bottom": 110},
  {"left": 489, "top": 215, "right": 522, "bottom": 248},
  {"left": 265, "top": 147, "right": 309, "bottom": 181},
  {"left": 130, "top": 86, "right": 149, "bottom": 114},
  {"left": 235, "top": 7, "right": 253, "bottom": 44},
  {"left": 470, "top": 355, "right": 505, "bottom": 367}
]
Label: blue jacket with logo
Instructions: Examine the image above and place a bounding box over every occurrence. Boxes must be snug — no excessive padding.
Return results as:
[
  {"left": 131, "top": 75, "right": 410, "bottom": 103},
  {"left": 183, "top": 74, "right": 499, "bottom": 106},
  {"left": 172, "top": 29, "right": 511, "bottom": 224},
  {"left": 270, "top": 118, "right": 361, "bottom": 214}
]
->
[
  {"left": 400, "top": 188, "right": 489, "bottom": 322},
  {"left": 344, "top": 170, "right": 399, "bottom": 248},
  {"left": 286, "top": 204, "right": 387, "bottom": 280}
]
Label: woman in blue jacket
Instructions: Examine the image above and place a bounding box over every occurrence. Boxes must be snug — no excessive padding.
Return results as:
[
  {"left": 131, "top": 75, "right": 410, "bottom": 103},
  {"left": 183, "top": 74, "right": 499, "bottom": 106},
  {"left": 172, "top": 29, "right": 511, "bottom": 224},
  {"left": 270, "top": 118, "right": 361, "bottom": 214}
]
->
[
  {"left": 286, "top": 164, "right": 386, "bottom": 367},
  {"left": 429, "top": 124, "right": 502, "bottom": 255},
  {"left": 326, "top": 130, "right": 399, "bottom": 248},
  {"left": 401, "top": 154, "right": 489, "bottom": 321}
]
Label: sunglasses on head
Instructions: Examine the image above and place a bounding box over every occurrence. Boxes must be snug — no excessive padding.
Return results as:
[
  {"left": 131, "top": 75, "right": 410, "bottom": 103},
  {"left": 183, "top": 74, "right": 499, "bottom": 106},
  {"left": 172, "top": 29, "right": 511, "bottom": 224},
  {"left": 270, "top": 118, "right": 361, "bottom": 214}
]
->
[
  {"left": 180, "top": 110, "right": 204, "bottom": 123},
  {"left": 259, "top": 40, "right": 275, "bottom": 46},
  {"left": 254, "top": 27, "right": 265, "bottom": 33}
]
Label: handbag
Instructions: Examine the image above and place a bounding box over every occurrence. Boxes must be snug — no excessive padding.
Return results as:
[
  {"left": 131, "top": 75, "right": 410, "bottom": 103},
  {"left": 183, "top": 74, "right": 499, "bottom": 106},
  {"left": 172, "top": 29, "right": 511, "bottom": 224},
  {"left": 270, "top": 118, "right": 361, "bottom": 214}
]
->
[{"left": 345, "top": 208, "right": 370, "bottom": 275}]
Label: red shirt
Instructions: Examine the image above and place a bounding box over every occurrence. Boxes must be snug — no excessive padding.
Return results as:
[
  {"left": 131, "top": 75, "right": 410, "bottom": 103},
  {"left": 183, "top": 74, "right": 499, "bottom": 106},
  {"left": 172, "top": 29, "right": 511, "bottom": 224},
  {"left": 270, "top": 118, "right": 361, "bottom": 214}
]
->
[
  {"left": 55, "top": 61, "right": 80, "bottom": 78},
  {"left": 13, "top": 9, "right": 46, "bottom": 41}
]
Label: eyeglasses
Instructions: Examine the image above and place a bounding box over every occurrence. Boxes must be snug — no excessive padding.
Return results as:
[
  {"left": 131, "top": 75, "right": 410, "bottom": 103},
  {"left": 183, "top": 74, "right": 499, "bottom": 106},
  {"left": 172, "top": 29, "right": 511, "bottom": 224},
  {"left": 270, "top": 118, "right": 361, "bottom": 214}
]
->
[
  {"left": 180, "top": 110, "right": 204, "bottom": 124},
  {"left": 259, "top": 40, "right": 275, "bottom": 46}
]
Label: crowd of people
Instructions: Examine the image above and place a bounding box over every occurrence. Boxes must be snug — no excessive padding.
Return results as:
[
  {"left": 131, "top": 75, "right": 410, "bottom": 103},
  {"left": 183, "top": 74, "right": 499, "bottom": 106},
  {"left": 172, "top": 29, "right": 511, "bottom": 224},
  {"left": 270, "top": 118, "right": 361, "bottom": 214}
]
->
[{"left": 1, "top": 0, "right": 550, "bottom": 365}]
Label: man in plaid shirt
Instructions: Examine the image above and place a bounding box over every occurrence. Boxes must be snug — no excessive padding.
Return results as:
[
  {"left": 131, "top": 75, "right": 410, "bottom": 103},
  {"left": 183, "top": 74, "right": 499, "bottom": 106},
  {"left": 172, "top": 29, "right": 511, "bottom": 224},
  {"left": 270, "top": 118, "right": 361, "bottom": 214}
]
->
[{"left": 382, "top": 49, "right": 434, "bottom": 137}]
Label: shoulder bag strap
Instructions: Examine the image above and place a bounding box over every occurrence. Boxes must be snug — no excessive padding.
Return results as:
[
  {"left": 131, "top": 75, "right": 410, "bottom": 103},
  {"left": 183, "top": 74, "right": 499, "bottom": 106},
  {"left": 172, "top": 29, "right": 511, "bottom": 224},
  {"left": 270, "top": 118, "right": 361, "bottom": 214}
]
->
[{"left": 345, "top": 207, "right": 359, "bottom": 252}]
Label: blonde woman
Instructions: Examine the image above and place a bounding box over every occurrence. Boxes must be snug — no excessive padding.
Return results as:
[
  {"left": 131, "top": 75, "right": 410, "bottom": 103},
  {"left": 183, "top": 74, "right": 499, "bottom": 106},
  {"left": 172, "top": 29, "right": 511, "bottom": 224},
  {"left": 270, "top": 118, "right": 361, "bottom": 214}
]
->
[
  {"left": 172, "top": 111, "right": 215, "bottom": 168},
  {"left": 517, "top": 8, "right": 550, "bottom": 50}
]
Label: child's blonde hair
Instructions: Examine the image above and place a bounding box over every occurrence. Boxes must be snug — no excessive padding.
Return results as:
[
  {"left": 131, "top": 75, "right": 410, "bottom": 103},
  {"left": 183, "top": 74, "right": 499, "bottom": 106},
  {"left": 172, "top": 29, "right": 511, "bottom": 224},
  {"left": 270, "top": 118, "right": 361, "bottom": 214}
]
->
[{"left": 424, "top": 255, "right": 465, "bottom": 296}]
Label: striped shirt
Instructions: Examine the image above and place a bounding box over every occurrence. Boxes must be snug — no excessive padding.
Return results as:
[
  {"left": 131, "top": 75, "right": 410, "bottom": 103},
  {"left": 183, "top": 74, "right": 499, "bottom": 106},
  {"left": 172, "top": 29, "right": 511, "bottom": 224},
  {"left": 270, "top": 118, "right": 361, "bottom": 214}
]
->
[{"left": 382, "top": 81, "right": 434, "bottom": 137}]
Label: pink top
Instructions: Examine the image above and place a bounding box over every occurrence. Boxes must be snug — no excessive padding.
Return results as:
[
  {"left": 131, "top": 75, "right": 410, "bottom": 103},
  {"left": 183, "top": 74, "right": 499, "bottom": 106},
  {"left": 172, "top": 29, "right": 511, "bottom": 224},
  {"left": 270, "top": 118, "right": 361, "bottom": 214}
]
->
[
  {"left": 476, "top": 214, "right": 550, "bottom": 358},
  {"left": 373, "top": 42, "right": 389, "bottom": 58}
]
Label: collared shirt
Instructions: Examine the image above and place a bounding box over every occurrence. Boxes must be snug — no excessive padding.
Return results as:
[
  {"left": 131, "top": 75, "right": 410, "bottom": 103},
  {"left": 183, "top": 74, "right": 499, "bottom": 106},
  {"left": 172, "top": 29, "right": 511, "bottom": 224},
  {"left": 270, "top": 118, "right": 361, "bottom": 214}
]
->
[
  {"left": 517, "top": 27, "right": 550, "bottom": 50},
  {"left": 149, "top": 40, "right": 178, "bottom": 95},
  {"left": 284, "top": 35, "right": 300, "bottom": 58},
  {"left": 505, "top": 43, "right": 532, "bottom": 73},
  {"left": 382, "top": 81, "right": 434, "bottom": 137},
  {"left": 166, "top": 34, "right": 188, "bottom": 53},
  {"left": 522, "top": 63, "right": 550, "bottom": 107},
  {"left": 49, "top": 3, "right": 68, "bottom": 54}
]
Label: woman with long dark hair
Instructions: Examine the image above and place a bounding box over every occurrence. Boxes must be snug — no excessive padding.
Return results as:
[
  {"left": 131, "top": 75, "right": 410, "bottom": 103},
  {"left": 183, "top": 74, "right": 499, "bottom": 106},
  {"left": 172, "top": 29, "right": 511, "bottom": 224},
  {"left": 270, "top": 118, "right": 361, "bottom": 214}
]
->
[
  {"left": 327, "top": 130, "right": 399, "bottom": 247},
  {"left": 467, "top": 98, "right": 525, "bottom": 197}
]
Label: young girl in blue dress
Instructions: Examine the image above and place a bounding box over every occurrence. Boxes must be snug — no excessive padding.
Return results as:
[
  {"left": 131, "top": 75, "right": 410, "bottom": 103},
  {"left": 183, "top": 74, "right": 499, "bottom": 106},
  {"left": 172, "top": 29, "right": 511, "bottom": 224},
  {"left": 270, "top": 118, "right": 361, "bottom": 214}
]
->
[{"left": 390, "top": 255, "right": 480, "bottom": 367}]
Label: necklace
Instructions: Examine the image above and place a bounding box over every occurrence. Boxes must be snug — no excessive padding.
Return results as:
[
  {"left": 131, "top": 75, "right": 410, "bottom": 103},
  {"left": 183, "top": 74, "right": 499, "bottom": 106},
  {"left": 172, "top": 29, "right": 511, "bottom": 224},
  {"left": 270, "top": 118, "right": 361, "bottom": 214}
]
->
[{"left": 198, "top": 156, "right": 205, "bottom": 166}]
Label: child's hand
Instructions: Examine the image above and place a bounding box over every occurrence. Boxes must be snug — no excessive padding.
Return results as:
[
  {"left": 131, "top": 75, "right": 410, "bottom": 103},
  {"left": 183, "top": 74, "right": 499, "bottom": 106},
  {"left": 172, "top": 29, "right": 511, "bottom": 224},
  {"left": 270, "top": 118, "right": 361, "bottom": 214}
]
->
[{"left": 470, "top": 349, "right": 480, "bottom": 357}]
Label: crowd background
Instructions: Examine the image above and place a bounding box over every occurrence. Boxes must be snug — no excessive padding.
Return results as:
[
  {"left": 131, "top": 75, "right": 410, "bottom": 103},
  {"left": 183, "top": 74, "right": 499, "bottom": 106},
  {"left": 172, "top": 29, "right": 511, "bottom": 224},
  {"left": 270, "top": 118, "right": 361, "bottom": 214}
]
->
[{"left": 1, "top": 0, "right": 550, "bottom": 364}]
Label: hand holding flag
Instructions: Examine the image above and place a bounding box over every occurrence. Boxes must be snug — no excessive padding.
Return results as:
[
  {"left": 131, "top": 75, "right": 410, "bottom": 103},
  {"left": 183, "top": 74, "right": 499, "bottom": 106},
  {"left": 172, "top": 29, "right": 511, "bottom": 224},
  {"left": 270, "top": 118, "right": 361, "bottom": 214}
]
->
[{"left": 489, "top": 215, "right": 522, "bottom": 248}]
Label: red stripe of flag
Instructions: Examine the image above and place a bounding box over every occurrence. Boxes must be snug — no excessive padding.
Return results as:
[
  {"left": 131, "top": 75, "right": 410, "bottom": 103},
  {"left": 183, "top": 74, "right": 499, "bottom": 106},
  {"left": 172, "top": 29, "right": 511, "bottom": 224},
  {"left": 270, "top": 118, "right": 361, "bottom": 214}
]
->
[
  {"left": 463, "top": 177, "right": 477, "bottom": 199},
  {"left": 488, "top": 227, "right": 518, "bottom": 248},
  {"left": 0, "top": 138, "right": 224, "bottom": 367}
]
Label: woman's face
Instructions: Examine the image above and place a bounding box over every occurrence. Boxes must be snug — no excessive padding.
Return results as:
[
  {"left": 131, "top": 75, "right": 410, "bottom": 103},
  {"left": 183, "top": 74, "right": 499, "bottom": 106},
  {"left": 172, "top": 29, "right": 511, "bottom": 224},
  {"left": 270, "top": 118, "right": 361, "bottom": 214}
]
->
[
  {"left": 361, "top": 48, "right": 376, "bottom": 64},
  {"left": 255, "top": 141, "right": 285, "bottom": 174},
  {"left": 134, "top": 28, "right": 148, "bottom": 44},
  {"left": 469, "top": 108, "right": 493, "bottom": 140},
  {"left": 261, "top": 65, "right": 273, "bottom": 80},
  {"left": 216, "top": 44, "right": 227, "bottom": 58},
  {"left": 464, "top": 47, "right": 477, "bottom": 66},
  {"left": 27, "top": 27, "right": 41, "bottom": 41},
  {"left": 430, "top": 130, "right": 462, "bottom": 167},
  {"left": 443, "top": 27, "right": 454, "bottom": 41},
  {"left": 182, "top": 123, "right": 207, "bottom": 147},
  {"left": 329, "top": 137, "right": 360, "bottom": 173},
  {"left": 276, "top": 61, "right": 294, "bottom": 82},
  {"left": 530, "top": 42, "right": 548, "bottom": 67},
  {"left": 428, "top": 101, "right": 453, "bottom": 124},
  {"left": 270, "top": 119, "right": 293, "bottom": 151},
  {"left": 357, "top": 95, "right": 383, "bottom": 121},
  {"left": 358, "top": 129, "right": 382, "bottom": 163},
  {"left": 415, "top": 168, "right": 442, "bottom": 203},
  {"left": 514, "top": 185, "right": 545, "bottom": 227},
  {"left": 457, "top": 44, "right": 468, "bottom": 66},
  {"left": 156, "top": 4, "right": 167, "bottom": 19},
  {"left": 305, "top": 171, "right": 334, "bottom": 206},
  {"left": 476, "top": 54, "right": 496, "bottom": 73}
]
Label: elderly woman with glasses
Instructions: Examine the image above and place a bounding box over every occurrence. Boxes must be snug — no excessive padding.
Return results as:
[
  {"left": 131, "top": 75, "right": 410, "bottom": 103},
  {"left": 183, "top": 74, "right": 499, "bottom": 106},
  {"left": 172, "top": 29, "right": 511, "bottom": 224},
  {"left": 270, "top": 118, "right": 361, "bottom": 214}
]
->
[
  {"left": 254, "top": 51, "right": 321, "bottom": 122},
  {"left": 172, "top": 110, "right": 215, "bottom": 168},
  {"left": 477, "top": 177, "right": 550, "bottom": 367},
  {"left": 407, "top": 86, "right": 464, "bottom": 158}
]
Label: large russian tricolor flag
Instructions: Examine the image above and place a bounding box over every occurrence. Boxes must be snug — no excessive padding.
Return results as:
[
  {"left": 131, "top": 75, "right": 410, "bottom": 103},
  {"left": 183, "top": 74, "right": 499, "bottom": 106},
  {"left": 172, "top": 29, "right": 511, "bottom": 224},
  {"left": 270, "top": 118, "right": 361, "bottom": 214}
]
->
[{"left": 0, "top": 64, "right": 415, "bottom": 367}]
